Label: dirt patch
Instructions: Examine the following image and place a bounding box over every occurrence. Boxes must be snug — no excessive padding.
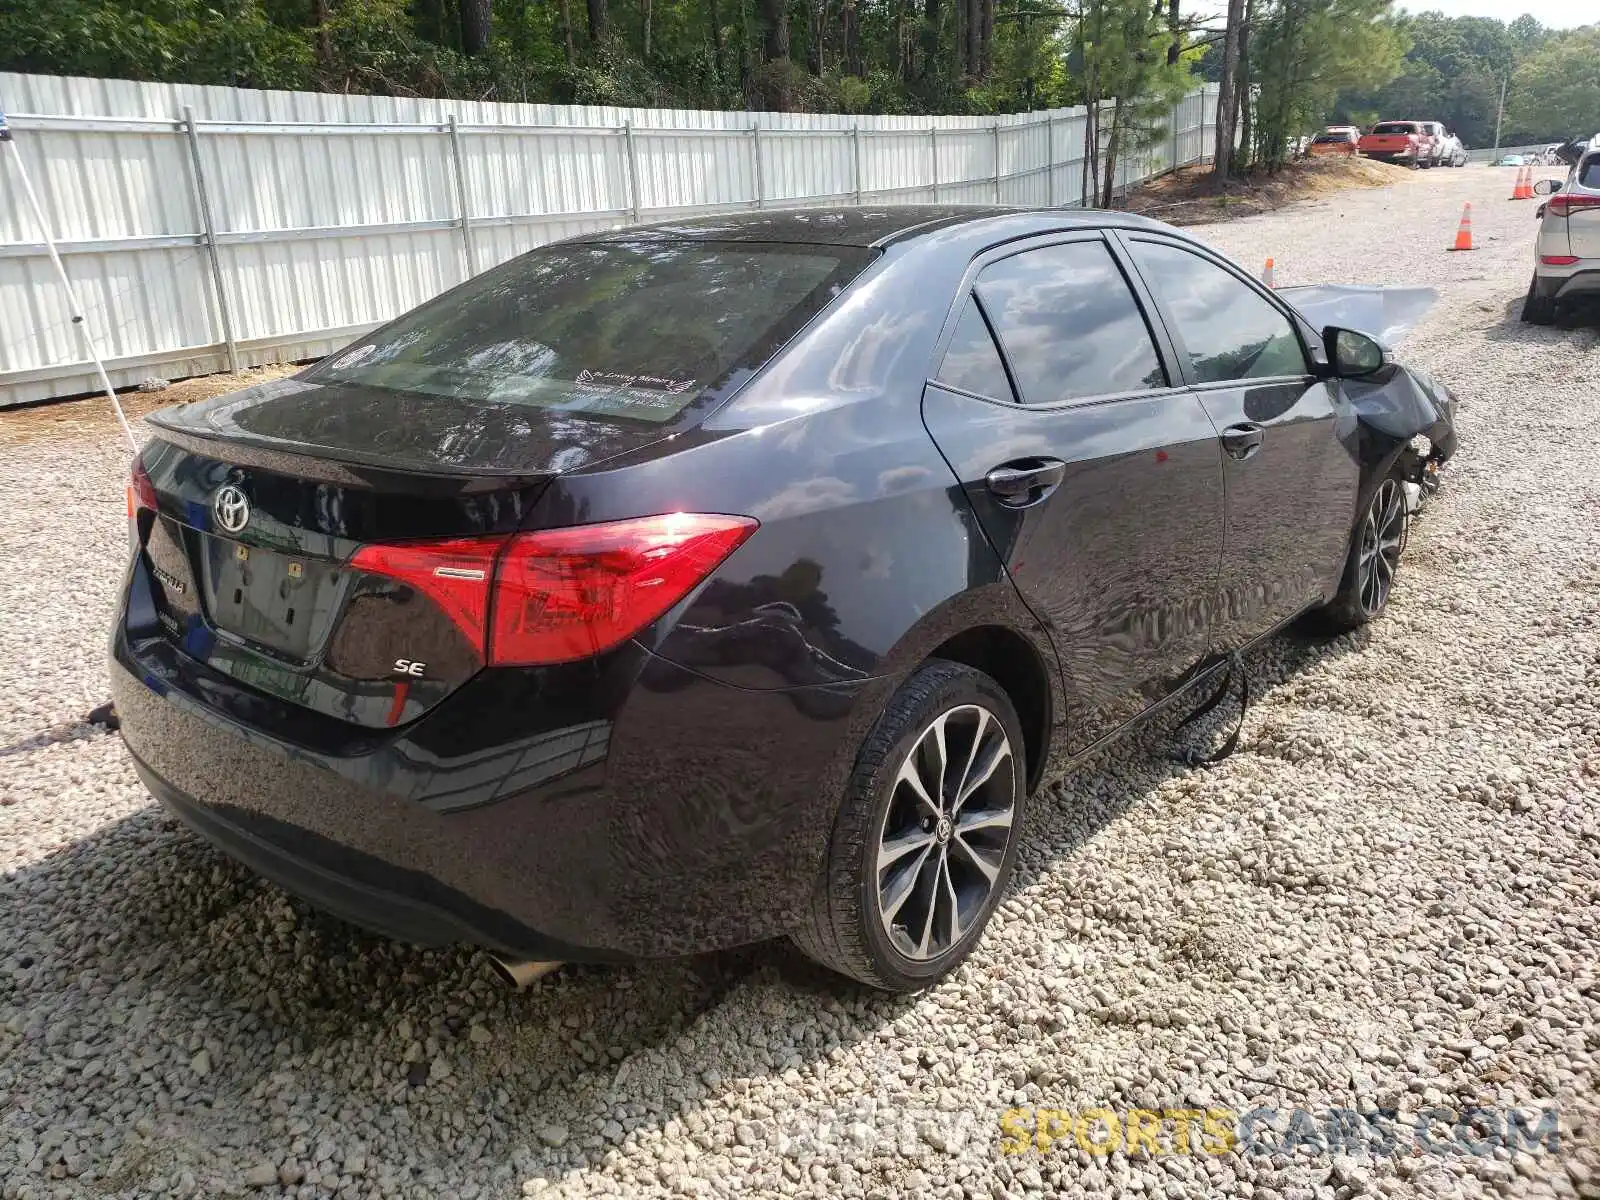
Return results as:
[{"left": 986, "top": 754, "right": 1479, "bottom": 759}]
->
[
  {"left": 0, "top": 364, "right": 300, "bottom": 447},
  {"left": 1119, "top": 156, "right": 1416, "bottom": 226}
]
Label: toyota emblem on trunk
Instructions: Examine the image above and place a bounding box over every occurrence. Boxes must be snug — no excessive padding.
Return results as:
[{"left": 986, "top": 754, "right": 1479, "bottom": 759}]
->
[{"left": 213, "top": 485, "right": 251, "bottom": 534}]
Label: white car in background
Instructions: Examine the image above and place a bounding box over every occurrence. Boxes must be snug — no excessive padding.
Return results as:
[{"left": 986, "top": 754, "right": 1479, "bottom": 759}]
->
[
  {"left": 1522, "top": 134, "right": 1600, "bottom": 325},
  {"left": 1423, "top": 122, "right": 1467, "bottom": 167}
]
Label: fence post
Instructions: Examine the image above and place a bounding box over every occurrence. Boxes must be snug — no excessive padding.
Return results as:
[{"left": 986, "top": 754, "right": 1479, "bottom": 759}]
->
[
  {"left": 928, "top": 126, "right": 938, "bottom": 202},
  {"left": 1172, "top": 98, "right": 1181, "bottom": 169},
  {"left": 852, "top": 124, "right": 863, "bottom": 206},
  {"left": 1047, "top": 115, "right": 1056, "bottom": 207},
  {"left": 445, "top": 114, "right": 476, "bottom": 278},
  {"left": 751, "top": 121, "right": 764, "bottom": 209},
  {"left": 623, "top": 120, "right": 641, "bottom": 223},
  {"left": 180, "top": 106, "right": 240, "bottom": 375},
  {"left": 993, "top": 121, "right": 1002, "bottom": 203}
]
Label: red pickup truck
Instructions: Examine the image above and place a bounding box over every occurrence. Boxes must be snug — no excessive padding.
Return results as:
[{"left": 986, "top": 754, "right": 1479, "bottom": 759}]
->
[{"left": 1358, "top": 120, "right": 1435, "bottom": 168}]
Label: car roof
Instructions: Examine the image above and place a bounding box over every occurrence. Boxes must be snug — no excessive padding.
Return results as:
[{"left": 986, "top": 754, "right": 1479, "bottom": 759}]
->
[{"left": 573, "top": 205, "right": 1174, "bottom": 250}]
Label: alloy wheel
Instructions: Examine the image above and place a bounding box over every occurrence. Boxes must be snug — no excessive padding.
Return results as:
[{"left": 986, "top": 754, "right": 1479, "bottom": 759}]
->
[
  {"left": 1357, "top": 479, "right": 1406, "bottom": 617},
  {"left": 875, "top": 704, "right": 1016, "bottom": 961}
]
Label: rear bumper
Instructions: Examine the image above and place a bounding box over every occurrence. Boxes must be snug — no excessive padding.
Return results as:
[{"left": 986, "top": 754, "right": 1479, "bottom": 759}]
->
[
  {"left": 112, "top": 620, "right": 881, "bottom": 961},
  {"left": 1531, "top": 267, "right": 1600, "bottom": 303},
  {"left": 1361, "top": 149, "right": 1415, "bottom": 162},
  {"left": 133, "top": 750, "right": 602, "bottom": 960}
]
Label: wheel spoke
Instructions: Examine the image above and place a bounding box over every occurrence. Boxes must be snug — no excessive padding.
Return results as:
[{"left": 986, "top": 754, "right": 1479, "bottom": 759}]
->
[
  {"left": 952, "top": 737, "right": 1011, "bottom": 813},
  {"left": 955, "top": 807, "right": 1013, "bottom": 837},
  {"left": 929, "top": 711, "right": 953, "bottom": 810},
  {"left": 894, "top": 757, "right": 940, "bottom": 819},
  {"left": 941, "top": 851, "right": 964, "bottom": 947},
  {"left": 1382, "top": 484, "right": 1403, "bottom": 530},
  {"left": 878, "top": 828, "right": 935, "bottom": 873},
  {"left": 913, "top": 852, "right": 942, "bottom": 957},
  {"left": 880, "top": 842, "right": 936, "bottom": 925},
  {"left": 951, "top": 832, "right": 1004, "bottom": 883},
  {"left": 950, "top": 708, "right": 990, "bottom": 806}
]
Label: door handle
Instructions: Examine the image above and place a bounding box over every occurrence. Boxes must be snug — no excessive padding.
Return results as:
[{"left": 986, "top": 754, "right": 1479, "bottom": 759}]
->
[
  {"left": 985, "top": 458, "right": 1067, "bottom": 507},
  {"left": 1221, "top": 423, "right": 1265, "bottom": 459}
]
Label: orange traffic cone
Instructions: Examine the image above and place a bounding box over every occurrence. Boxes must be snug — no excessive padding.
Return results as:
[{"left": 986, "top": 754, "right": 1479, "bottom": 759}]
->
[
  {"left": 1448, "top": 202, "right": 1474, "bottom": 251},
  {"left": 1261, "top": 257, "right": 1276, "bottom": 288},
  {"left": 1512, "top": 166, "right": 1531, "bottom": 200}
]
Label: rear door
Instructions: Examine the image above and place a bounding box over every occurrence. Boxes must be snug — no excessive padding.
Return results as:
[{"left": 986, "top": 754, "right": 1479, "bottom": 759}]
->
[
  {"left": 1119, "top": 233, "right": 1357, "bottom": 655},
  {"left": 919, "top": 233, "right": 1225, "bottom": 753}
]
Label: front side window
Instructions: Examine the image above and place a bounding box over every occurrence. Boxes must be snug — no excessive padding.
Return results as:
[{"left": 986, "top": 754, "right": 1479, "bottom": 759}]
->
[
  {"left": 308, "top": 242, "right": 871, "bottom": 424},
  {"left": 1129, "top": 241, "right": 1309, "bottom": 384},
  {"left": 975, "top": 241, "right": 1168, "bottom": 405}
]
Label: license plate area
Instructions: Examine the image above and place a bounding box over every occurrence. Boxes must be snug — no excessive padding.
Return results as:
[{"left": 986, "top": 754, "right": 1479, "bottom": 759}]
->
[{"left": 197, "top": 534, "right": 348, "bottom": 662}]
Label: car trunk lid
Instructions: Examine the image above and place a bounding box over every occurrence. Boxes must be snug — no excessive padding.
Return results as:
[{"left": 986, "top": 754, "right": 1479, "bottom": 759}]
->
[{"left": 131, "top": 428, "right": 558, "bottom": 730}]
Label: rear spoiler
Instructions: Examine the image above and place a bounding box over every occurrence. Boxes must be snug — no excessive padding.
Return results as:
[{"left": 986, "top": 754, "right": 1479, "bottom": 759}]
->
[{"left": 1276, "top": 284, "right": 1438, "bottom": 349}]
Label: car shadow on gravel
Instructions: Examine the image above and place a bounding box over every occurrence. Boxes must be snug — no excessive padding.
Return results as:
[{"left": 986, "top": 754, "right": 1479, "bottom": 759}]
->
[
  {"left": 1482, "top": 291, "right": 1600, "bottom": 339},
  {"left": 0, "top": 623, "right": 1371, "bottom": 1193}
]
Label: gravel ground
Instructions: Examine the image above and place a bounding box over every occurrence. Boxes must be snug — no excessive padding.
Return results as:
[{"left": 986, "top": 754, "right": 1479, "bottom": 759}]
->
[{"left": 3, "top": 166, "right": 1598, "bottom": 1200}]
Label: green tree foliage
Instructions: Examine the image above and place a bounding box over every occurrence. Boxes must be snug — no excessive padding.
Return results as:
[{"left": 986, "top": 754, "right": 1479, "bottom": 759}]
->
[
  {"left": 1070, "top": 0, "right": 1190, "bottom": 203},
  {"left": 1247, "top": 0, "right": 1405, "bottom": 168},
  {"left": 1505, "top": 25, "right": 1600, "bottom": 144},
  {"left": 1335, "top": 13, "right": 1596, "bottom": 150},
  {"left": 0, "top": 0, "right": 1087, "bottom": 115}
]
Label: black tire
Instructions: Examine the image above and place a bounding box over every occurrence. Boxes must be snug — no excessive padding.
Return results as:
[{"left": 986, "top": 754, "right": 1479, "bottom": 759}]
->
[
  {"left": 1308, "top": 471, "right": 1409, "bottom": 635},
  {"left": 791, "top": 660, "right": 1027, "bottom": 992},
  {"left": 1521, "top": 277, "right": 1556, "bottom": 325}
]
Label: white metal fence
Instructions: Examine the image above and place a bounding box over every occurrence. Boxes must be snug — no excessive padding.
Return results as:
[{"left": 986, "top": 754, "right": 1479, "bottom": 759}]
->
[{"left": 0, "top": 72, "right": 1220, "bottom": 409}]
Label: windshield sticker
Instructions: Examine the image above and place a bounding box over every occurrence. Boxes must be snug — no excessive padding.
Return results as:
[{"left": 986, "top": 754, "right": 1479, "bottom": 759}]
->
[
  {"left": 331, "top": 344, "right": 377, "bottom": 370},
  {"left": 575, "top": 369, "right": 697, "bottom": 394}
]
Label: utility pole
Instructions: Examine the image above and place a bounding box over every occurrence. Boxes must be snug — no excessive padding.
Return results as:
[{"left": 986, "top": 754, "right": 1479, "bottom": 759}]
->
[{"left": 1493, "top": 74, "right": 1508, "bottom": 151}]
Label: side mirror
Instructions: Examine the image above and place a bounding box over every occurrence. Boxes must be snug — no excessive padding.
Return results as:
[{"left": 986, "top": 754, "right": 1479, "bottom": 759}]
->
[
  {"left": 1323, "top": 326, "right": 1385, "bottom": 378},
  {"left": 1532, "top": 178, "right": 1562, "bottom": 195}
]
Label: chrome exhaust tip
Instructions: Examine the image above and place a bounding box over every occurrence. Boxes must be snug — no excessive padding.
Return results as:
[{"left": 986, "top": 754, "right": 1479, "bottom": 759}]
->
[{"left": 487, "top": 956, "right": 562, "bottom": 990}]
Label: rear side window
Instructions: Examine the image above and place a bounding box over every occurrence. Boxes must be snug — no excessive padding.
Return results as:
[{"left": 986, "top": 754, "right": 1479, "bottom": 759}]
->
[
  {"left": 1130, "top": 241, "right": 1308, "bottom": 384},
  {"left": 936, "top": 297, "right": 1015, "bottom": 401},
  {"left": 976, "top": 241, "right": 1168, "bottom": 404},
  {"left": 309, "top": 242, "right": 871, "bottom": 424}
]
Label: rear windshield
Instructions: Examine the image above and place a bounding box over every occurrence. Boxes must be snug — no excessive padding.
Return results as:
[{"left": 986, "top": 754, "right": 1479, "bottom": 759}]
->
[
  {"left": 308, "top": 241, "right": 871, "bottom": 424},
  {"left": 1371, "top": 123, "right": 1418, "bottom": 135},
  {"left": 1581, "top": 156, "right": 1600, "bottom": 188},
  {"left": 1313, "top": 133, "right": 1352, "bottom": 143}
]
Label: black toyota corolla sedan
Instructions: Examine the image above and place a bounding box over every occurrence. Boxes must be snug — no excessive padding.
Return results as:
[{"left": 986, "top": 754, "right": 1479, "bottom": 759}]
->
[{"left": 113, "top": 207, "right": 1457, "bottom": 992}]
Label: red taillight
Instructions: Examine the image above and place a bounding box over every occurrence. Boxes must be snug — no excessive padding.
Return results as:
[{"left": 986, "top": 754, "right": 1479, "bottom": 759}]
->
[
  {"left": 350, "top": 537, "right": 506, "bottom": 657},
  {"left": 1548, "top": 194, "right": 1600, "bottom": 217},
  {"left": 127, "top": 459, "right": 159, "bottom": 551},
  {"left": 350, "top": 514, "right": 757, "bottom": 667},
  {"left": 1540, "top": 254, "right": 1580, "bottom": 266},
  {"left": 491, "top": 514, "right": 758, "bottom": 665}
]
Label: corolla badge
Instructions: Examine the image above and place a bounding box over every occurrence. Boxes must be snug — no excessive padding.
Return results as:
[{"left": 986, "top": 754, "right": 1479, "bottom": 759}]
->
[{"left": 213, "top": 484, "right": 251, "bottom": 534}]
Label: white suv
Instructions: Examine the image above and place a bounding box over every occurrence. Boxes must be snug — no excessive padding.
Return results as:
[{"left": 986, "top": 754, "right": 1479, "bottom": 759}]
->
[
  {"left": 1423, "top": 122, "right": 1467, "bottom": 168},
  {"left": 1522, "top": 134, "right": 1600, "bottom": 325}
]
